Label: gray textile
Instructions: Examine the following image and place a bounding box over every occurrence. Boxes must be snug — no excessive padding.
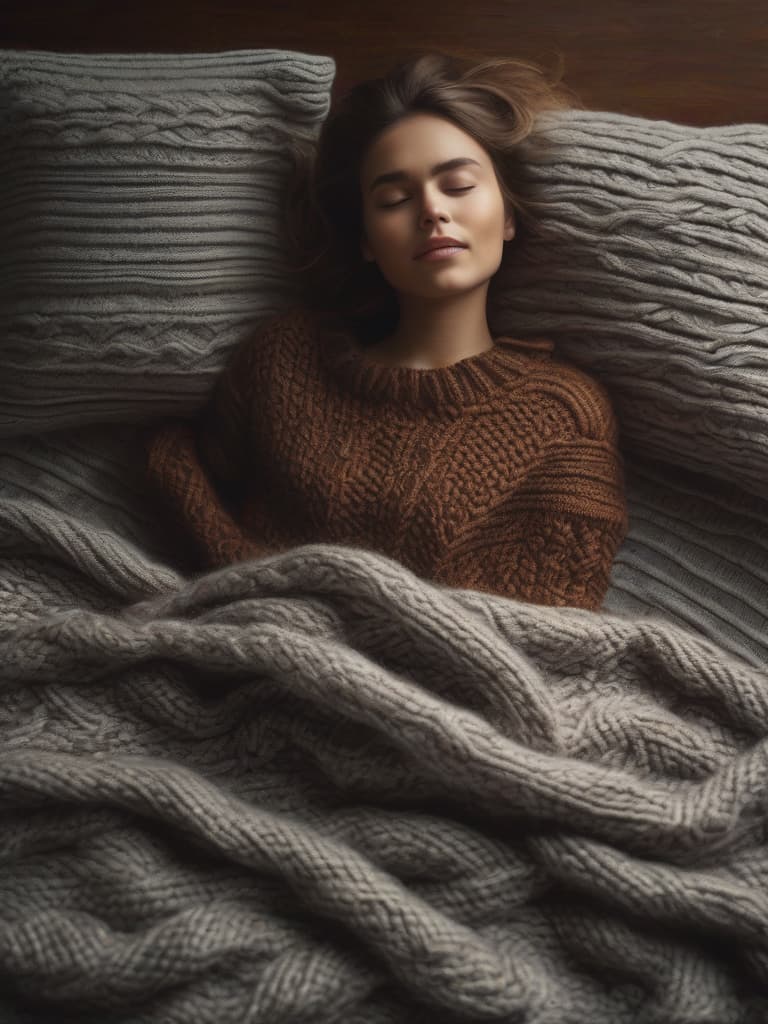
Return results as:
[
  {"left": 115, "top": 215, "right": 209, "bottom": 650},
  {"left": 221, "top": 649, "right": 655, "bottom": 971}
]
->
[
  {"left": 1, "top": 425, "right": 768, "bottom": 1023},
  {"left": 2, "top": 48, "right": 766, "bottom": 515},
  {"left": 2, "top": 50, "right": 767, "bottom": 1019},
  {"left": 0, "top": 47, "right": 335, "bottom": 435},
  {"left": 603, "top": 452, "right": 768, "bottom": 671},
  {"left": 2, "top": 421, "right": 766, "bottom": 671},
  {"left": 493, "top": 108, "right": 768, "bottom": 503}
]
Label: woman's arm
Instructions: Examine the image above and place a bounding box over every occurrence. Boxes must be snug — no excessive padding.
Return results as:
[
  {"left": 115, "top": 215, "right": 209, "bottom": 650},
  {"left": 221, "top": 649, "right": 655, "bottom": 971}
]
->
[
  {"left": 440, "top": 426, "right": 629, "bottom": 611},
  {"left": 193, "top": 333, "right": 259, "bottom": 501},
  {"left": 143, "top": 418, "right": 264, "bottom": 570},
  {"left": 142, "top": 318, "right": 277, "bottom": 570}
]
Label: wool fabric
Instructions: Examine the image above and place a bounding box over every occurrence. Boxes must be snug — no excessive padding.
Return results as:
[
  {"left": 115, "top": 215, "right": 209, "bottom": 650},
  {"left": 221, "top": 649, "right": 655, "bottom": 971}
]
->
[{"left": 144, "top": 307, "right": 629, "bottom": 610}]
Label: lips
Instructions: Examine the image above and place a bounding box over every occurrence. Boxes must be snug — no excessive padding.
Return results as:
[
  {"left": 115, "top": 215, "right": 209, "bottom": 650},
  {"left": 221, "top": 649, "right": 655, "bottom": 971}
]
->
[{"left": 415, "top": 238, "right": 467, "bottom": 258}]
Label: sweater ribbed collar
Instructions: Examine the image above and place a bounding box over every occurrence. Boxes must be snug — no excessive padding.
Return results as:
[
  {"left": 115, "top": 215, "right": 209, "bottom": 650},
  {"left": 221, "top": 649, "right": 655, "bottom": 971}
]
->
[{"left": 316, "top": 316, "right": 556, "bottom": 410}]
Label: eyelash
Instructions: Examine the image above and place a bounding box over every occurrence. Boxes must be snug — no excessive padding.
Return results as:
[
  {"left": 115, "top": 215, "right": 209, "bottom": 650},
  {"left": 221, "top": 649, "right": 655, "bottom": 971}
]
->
[{"left": 379, "top": 186, "right": 475, "bottom": 209}]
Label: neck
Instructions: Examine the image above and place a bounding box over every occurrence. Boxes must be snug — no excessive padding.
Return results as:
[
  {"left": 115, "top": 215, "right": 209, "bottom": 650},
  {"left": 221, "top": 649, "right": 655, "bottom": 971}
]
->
[{"left": 371, "top": 294, "right": 494, "bottom": 369}]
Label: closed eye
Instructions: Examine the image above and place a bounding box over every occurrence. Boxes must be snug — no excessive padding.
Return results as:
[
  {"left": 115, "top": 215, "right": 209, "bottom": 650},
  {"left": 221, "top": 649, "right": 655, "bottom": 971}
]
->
[{"left": 379, "top": 186, "right": 475, "bottom": 209}]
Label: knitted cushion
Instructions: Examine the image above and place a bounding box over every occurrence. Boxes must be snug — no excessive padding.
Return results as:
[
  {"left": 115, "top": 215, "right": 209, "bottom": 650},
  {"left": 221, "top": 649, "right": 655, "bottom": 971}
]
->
[
  {"left": 494, "top": 108, "right": 768, "bottom": 502},
  {"left": 0, "top": 47, "right": 335, "bottom": 437}
]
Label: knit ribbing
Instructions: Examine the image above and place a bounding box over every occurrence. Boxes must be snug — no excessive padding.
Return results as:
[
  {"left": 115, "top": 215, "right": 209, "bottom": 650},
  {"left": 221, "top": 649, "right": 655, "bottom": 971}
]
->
[{"left": 317, "top": 314, "right": 558, "bottom": 410}]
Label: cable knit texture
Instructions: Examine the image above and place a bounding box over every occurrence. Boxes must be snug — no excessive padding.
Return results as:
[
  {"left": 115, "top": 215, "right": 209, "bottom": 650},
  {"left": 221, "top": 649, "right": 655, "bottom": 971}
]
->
[
  {"left": 144, "top": 307, "right": 629, "bottom": 610},
  {"left": 1, "top": 531, "right": 768, "bottom": 1022}
]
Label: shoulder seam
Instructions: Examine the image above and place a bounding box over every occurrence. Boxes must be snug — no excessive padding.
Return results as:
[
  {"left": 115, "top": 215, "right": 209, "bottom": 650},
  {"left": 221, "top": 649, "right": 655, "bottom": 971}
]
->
[{"left": 529, "top": 361, "right": 619, "bottom": 441}]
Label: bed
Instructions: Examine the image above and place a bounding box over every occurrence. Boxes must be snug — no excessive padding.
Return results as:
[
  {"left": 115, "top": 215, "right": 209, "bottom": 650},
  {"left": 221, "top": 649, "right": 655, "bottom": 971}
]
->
[{"left": 0, "top": 29, "right": 767, "bottom": 1024}]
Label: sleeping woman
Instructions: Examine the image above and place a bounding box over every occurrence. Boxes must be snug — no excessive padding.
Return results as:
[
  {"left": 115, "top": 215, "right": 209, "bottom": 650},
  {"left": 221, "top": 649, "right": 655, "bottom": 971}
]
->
[{"left": 143, "top": 50, "right": 629, "bottom": 611}]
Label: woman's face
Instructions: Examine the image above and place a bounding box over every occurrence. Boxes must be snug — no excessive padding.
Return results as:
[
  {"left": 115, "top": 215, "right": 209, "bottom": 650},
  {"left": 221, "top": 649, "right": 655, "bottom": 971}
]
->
[{"left": 359, "top": 112, "right": 515, "bottom": 300}]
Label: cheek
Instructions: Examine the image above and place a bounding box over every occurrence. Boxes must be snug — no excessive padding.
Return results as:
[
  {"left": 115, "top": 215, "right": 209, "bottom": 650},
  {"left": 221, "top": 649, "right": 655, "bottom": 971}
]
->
[
  {"left": 473, "top": 193, "right": 506, "bottom": 229},
  {"left": 369, "top": 218, "right": 409, "bottom": 258}
]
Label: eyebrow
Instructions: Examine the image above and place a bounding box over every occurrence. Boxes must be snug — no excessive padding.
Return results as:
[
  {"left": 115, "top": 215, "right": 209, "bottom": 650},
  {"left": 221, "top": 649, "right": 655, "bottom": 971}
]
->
[{"left": 368, "top": 157, "right": 482, "bottom": 193}]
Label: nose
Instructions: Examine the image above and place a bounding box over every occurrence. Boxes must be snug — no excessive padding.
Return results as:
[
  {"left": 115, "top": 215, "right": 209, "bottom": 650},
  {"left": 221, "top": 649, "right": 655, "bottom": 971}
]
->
[{"left": 419, "top": 191, "right": 449, "bottom": 228}]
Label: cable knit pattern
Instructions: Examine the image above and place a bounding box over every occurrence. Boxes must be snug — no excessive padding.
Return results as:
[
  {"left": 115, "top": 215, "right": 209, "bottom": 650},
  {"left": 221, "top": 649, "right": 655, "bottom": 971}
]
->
[
  {"left": 144, "top": 308, "right": 629, "bottom": 610},
  {"left": 0, "top": 47, "right": 335, "bottom": 436},
  {"left": 490, "top": 108, "right": 768, "bottom": 503},
  {"left": 1, "top": 525, "right": 768, "bottom": 1022}
]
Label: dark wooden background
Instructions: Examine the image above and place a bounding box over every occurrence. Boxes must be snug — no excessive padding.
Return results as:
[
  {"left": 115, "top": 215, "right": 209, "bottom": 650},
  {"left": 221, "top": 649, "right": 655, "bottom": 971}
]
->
[{"left": 2, "top": 0, "right": 766, "bottom": 127}]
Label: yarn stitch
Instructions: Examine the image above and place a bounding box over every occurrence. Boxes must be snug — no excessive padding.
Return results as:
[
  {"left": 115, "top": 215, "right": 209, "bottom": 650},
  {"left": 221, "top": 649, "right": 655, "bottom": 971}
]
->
[{"left": 144, "top": 307, "right": 629, "bottom": 609}]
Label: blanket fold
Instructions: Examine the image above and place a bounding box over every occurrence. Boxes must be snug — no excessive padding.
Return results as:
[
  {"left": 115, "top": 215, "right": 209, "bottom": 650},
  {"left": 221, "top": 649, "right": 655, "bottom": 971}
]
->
[{"left": 1, "top": 500, "right": 767, "bottom": 1023}]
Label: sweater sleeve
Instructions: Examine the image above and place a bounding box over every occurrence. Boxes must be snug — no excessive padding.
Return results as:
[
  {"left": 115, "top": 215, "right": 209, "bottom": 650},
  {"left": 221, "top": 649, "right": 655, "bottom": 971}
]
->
[
  {"left": 505, "top": 373, "right": 629, "bottom": 610},
  {"left": 193, "top": 331, "right": 259, "bottom": 500},
  {"left": 192, "top": 308, "right": 298, "bottom": 493},
  {"left": 442, "top": 423, "right": 629, "bottom": 612},
  {"left": 478, "top": 506, "right": 628, "bottom": 611},
  {"left": 141, "top": 319, "right": 276, "bottom": 570},
  {"left": 142, "top": 418, "right": 264, "bottom": 570}
]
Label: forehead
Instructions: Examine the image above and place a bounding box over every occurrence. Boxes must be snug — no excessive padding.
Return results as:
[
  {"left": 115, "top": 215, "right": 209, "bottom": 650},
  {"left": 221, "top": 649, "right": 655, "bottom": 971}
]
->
[{"left": 361, "top": 114, "right": 489, "bottom": 183}]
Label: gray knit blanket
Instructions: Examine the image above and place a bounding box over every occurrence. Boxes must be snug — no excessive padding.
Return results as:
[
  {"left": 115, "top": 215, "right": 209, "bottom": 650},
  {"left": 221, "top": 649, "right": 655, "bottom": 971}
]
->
[{"left": 2, "top": 496, "right": 768, "bottom": 1023}]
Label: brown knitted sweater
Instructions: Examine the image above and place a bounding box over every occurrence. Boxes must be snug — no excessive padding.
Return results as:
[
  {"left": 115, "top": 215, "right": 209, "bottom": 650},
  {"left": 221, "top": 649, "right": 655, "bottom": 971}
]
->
[{"left": 143, "top": 307, "right": 629, "bottom": 610}]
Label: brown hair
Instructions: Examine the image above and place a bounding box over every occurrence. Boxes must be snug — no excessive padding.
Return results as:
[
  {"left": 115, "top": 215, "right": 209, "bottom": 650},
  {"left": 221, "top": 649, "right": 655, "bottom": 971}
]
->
[{"left": 279, "top": 49, "right": 584, "bottom": 345}]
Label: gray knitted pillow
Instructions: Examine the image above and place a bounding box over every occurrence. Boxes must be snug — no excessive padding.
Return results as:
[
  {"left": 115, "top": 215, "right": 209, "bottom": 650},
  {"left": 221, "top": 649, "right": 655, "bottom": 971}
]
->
[
  {"left": 494, "top": 108, "right": 768, "bottom": 502},
  {"left": 0, "top": 48, "right": 335, "bottom": 437}
]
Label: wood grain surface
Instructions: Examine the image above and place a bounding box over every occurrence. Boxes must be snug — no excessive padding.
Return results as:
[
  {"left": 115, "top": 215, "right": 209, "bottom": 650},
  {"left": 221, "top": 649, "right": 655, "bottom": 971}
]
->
[{"left": 2, "top": 0, "right": 765, "bottom": 126}]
